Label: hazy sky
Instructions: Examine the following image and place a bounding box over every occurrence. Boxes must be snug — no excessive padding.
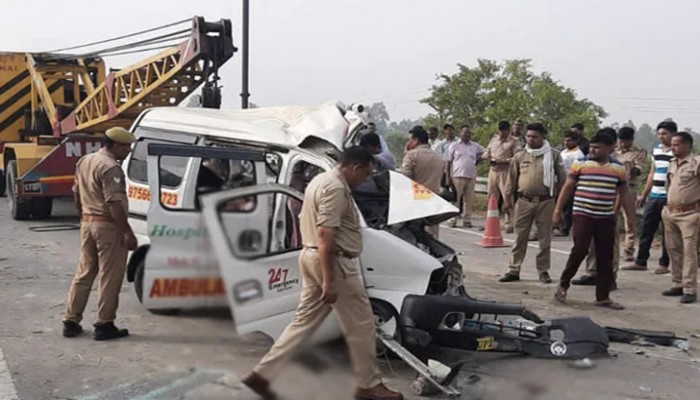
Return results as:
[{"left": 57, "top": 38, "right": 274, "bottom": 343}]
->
[{"left": 3, "top": 0, "right": 700, "bottom": 130}]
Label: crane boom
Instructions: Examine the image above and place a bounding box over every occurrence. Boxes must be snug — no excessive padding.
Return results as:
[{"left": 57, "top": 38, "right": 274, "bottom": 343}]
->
[
  {"left": 27, "top": 16, "right": 235, "bottom": 137},
  {"left": 0, "top": 16, "right": 236, "bottom": 221}
]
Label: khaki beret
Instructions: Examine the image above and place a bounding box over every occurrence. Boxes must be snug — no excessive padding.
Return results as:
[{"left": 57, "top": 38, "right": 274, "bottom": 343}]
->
[{"left": 105, "top": 127, "right": 136, "bottom": 144}]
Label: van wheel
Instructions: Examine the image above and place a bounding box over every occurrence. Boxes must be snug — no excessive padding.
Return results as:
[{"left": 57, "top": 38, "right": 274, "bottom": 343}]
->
[
  {"left": 6, "top": 161, "right": 31, "bottom": 220},
  {"left": 371, "top": 299, "right": 401, "bottom": 359},
  {"left": 134, "top": 257, "right": 180, "bottom": 316},
  {"left": 31, "top": 197, "right": 53, "bottom": 219}
]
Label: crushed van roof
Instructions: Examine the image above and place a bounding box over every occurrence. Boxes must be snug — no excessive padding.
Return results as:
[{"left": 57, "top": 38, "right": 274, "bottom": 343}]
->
[{"left": 136, "top": 101, "right": 351, "bottom": 149}]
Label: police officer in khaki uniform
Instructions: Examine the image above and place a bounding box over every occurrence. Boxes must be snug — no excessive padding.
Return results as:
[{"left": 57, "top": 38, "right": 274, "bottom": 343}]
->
[
  {"left": 499, "top": 123, "right": 567, "bottom": 283},
  {"left": 243, "top": 147, "right": 403, "bottom": 400},
  {"left": 402, "top": 126, "right": 444, "bottom": 238},
  {"left": 62, "top": 127, "right": 136, "bottom": 340},
  {"left": 661, "top": 132, "right": 700, "bottom": 304},
  {"left": 573, "top": 127, "right": 645, "bottom": 287},
  {"left": 483, "top": 120, "right": 522, "bottom": 233},
  {"left": 615, "top": 127, "right": 648, "bottom": 260}
]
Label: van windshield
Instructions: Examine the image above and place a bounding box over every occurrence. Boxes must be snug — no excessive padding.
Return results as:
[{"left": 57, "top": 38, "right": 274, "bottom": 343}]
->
[{"left": 352, "top": 171, "right": 390, "bottom": 228}]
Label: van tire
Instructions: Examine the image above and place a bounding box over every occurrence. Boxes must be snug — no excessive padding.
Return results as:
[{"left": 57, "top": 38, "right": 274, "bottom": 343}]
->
[
  {"left": 134, "top": 257, "right": 180, "bottom": 316},
  {"left": 31, "top": 197, "right": 53, "bottom": 219},
  {"left": 371, "top": 299, "right": 401, "bottom": 359},
  {"left": 6, "top": 161, "right": 31, "bottom": 220}
]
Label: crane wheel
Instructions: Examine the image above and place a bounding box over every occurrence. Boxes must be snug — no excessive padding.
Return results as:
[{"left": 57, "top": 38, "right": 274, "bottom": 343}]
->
[
  {"left": 31, "top": 198, "right": 54, "bottom": 220},
  {"left": 6, "top": 161, "right": 31, "bottom": 220}
]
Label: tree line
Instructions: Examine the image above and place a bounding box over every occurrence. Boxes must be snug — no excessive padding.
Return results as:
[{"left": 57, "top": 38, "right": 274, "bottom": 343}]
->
[{"left": 365, "top": 59, "right": 696, "bottom": 165}]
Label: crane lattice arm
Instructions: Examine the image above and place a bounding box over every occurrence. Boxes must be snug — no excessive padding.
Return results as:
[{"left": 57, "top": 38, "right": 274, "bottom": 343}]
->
[{"left": 26, "top": 16, "right": 235, "bottom": 137}]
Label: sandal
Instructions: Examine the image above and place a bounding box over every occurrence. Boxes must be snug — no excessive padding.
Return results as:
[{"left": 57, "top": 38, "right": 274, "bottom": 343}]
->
[
  {"left": 554, "top": 286, "right": 567, "bottom": 303},
  {"left": 595, "top": 300, "right": 625, "bottom": 310}
]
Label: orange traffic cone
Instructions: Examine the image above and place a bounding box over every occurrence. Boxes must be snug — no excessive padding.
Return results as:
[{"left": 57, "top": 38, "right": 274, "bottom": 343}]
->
[{"left": 477, "top": 194, "right": 508, "bottom": 248}]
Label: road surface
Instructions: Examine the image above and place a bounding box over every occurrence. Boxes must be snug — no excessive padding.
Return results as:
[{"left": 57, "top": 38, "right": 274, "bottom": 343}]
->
[{"left": 0, "top": 199, "right": 699, "bottom": 399}]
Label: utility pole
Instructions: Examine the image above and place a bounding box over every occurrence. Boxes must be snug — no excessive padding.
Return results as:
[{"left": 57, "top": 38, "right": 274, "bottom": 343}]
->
[{"left": 241, "top": 0, "right": 250, "bottom": 109}]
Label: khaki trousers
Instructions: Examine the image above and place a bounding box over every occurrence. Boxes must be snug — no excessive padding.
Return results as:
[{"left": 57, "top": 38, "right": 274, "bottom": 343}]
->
[
  {"left": 254, "top": 249, "right": 382, "bottom": 389},
  {"left": 488, "top": 169, "right": 512, "bottom": 228},
  {"left": 585, "top": 217, "right": 620, "bottom": 277},
  {"left": 452, "top": 177, "right": 475, "bottom": 224},
  {"left": 620, "top": 189, "right": 637, "bottom": 259},
  {"left": 662, "top": 209, "right": 699, "bottom": 295},
  {"left": 64, "top": 221, "right": 128, "bottom": 324},
  {"left": 508, "top": 198, "right": 554, "bottom": 274}
]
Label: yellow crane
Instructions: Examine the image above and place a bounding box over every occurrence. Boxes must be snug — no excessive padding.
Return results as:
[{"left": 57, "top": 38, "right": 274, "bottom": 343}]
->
[{"left": 0, "top": 16, "right": 235, "bottom": 219}]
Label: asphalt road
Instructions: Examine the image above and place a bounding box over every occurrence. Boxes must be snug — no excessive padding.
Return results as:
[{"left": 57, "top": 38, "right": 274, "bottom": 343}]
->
[{"left": 1, "top": 199, "right": 699, "bottom": 400}]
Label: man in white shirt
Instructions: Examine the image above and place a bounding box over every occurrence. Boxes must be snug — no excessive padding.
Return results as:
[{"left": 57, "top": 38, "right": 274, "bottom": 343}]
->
[
  {"left": 433, "top": 124, "right": 459, "bottom": 160},
  {"left": 556, "top": 131, "right": 584, "bottom": 236}
]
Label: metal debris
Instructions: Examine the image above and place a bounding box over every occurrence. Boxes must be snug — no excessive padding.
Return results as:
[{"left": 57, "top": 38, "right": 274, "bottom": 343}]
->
[
  {"left": 675, "top": 340, "right": 690, "bottom": 352},
  {"left": 568, "top": 358, "right": 595, "bottom": 369}
]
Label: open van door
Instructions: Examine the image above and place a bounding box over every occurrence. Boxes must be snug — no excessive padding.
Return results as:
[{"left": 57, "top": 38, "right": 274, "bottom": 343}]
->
[{"left": 199, "top": 184, "right": 308, "bottom": 340}]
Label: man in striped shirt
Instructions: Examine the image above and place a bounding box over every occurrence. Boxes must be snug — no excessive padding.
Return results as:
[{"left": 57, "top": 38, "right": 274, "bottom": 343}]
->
[
  {"left": 622, "top": 121, "right": 675, "bottom": 274},
  {"left": 554, "top": 128, "right": 634, "bottom": 310}
]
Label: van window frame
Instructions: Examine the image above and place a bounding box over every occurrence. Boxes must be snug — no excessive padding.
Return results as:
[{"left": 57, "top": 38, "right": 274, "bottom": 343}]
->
[{"left": 127, "top": 127, "right": 196, "bottom": 190}]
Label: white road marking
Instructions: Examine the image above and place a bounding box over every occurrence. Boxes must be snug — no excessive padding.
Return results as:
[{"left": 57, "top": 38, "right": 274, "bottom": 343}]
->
[
  {"left": 442, "top": 225, "right": 572, "bottom": 256},
  {"left": 0, "top": 348, "right": 20, "bottom": 400}
]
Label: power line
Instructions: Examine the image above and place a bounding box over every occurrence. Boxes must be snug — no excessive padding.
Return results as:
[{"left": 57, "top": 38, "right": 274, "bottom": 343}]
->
[{"left": 45, "top": 18, "right": 191, "bottom": 53}]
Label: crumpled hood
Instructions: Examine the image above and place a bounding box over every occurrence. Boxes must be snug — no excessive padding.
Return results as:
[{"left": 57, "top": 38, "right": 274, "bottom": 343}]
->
[{"left": 387, "top": 171, "right": 459, "bottom": 225}]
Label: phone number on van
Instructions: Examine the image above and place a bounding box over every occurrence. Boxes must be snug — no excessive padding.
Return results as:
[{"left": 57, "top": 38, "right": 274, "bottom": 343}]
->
[{"left": 128, "top": 186, "right": 178, "bottom": 207}]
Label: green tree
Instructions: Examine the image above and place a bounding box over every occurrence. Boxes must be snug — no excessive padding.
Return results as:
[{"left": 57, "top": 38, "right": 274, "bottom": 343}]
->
[
  {"left": 421, "top": 59, "right": 607, "bottom": 147},
  {"left": 635, "top": 123, "right": 655, "bottom": 151},
  {"left": 384, "top": 117, "right": 424, "bottom": 165},
  {"left": 366, "top": 102, "right": 391, "bottom": 134}
]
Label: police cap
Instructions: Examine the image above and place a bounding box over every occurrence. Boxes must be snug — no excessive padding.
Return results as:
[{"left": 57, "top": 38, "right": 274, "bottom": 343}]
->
[{"left": 105, "top": 127, "right": 136, "bottom": 144}]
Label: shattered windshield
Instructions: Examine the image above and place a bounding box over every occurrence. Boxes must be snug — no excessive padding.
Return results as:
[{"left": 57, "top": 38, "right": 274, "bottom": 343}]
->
[{"left": 352, "top": 170, "right": 390, "bottom": 228}]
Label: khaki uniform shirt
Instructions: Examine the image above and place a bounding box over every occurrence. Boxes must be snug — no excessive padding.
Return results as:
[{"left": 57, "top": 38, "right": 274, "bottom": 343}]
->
[
  {"left": 615, "top": 146, "right": 648, "bottom": 187},
  {"left": 73, "top": 148, "right": 128, "bottom": 217},
  {"left": 299, "top": 167, "right": 363, "bottom": 258},
  {"left": 401, "top": 144, "right": 444, "bottom": 193},
  {"left": 506, "top": 149, "right": 567, "bottom": 197},
  {"left": 666, "top": 153, "right": 700, "bottom": 206},
  {"left": 483, "top": 134, "right": 522, "bottom": 171}
]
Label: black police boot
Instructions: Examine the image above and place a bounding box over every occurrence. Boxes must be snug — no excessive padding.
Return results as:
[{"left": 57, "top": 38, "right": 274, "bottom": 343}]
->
[
  {"left": 498, "top": 273, "right": 520, "bottom": 283},
  {"left": 680, "top": 293, "right": 697, "bottom": 304},
  {"left": 62, "top": 321, "right": 83, "bottom": 338},
  {"left": 94, "top": 322, "right": 129, "bottom": 341},
  {"left": 571, "top": 275, "right": 597, "bottom": 286}
]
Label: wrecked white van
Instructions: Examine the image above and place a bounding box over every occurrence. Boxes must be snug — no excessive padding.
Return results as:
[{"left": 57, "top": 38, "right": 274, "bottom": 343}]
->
[{"left": 122, "top": 101, "right": 465, "bottom": 342}]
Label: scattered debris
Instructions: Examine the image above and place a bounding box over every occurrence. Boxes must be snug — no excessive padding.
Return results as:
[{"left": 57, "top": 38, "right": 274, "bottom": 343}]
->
[
  {"left": 607, "top": 327, "right": 678, "bottom": 346},
  {"left": 630, "top": 340, "right": 656, "bottom": 347},
  {"left": 215, "top": 373, "right": 242, "bottom": 389},
  {"left": 638, "top": 386, "right": 652, "bottom": 392},
  {"left": 568, "top": 358, "right": 595, "bottom": 369},
  {"left": 635, "top": 349, "right": 645, "bottom": 355},
  {"left": 675, "top": 340, "right": 690, "bottom": 352}
]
